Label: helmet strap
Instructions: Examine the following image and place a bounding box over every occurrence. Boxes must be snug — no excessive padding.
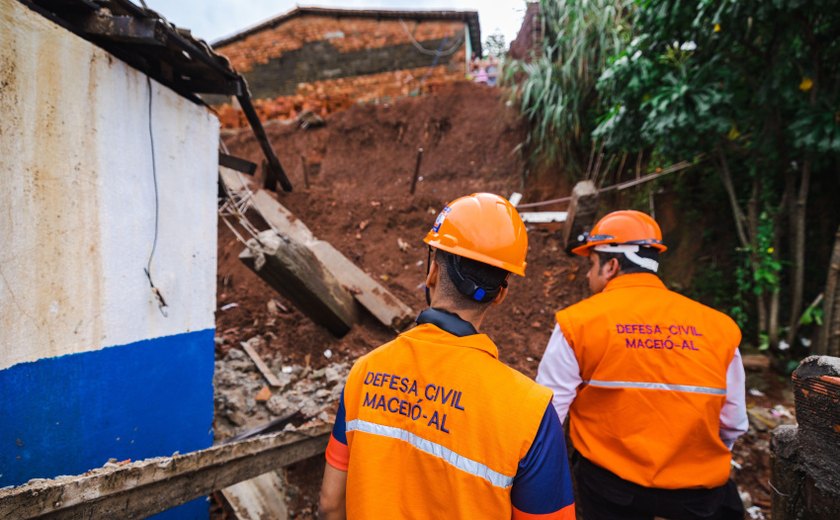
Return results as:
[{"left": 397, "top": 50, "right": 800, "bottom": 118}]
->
[
  {"left": 593, "top": 244, "right": 659, "bottom": 272},
  {"left": 425, "top": 246, "right": 432, "bottom": 306},
  {"left": 444, "top": 253, "right": 505, "bottom": 303}
]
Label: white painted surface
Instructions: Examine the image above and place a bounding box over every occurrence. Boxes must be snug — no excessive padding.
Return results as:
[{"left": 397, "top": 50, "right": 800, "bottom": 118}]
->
[
  {"left": 520, "top": 212, "right": 569, "bottom": 224},
  {"left": 0, "top": 0, "right": 219, "bottom": 370},
  {"left": 222, "top": 471, "right": 289, "bottom": 520}
]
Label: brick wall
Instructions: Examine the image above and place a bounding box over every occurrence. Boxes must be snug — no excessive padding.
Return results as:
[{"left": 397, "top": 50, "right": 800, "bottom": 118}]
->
[
  {"left": 218, "top": 16, "right": 467, "bottom": 72},
  {"left": 214, "top": 15, "right": 471, "bottom": 127}
]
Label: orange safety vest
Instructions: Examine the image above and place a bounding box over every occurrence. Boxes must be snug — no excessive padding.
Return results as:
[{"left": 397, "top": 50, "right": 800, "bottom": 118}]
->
[
  {"left": 342, "top": 323, "right": 553, "bottom": 518},
  {"left": 556, "top": 273, "right": 740, "bottom": 489}
]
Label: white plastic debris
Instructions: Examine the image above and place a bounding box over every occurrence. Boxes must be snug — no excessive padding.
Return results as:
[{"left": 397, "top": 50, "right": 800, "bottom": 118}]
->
[
  {"left": 220, "top": 302, "right": 239, "bottom": 311},
  {"left": 281, "top": 366, "right": 294, "bottom": 374},
  {"left": 746, "top": 505, "right": 766, "bottom": 519},
  {"left": 800, "top": 337, "right": 812, "bottom": 347},
  {"left": 778, "top": 339, "right": 790, "bottom": 351},
  {"left": 324, "top": 349, "right": 333, "bottom": 359},
  {"left": 730, "top": 459, "right": 742, "bottom": 470},
  {"left": 748, "top": 388, "right": 766, "bottom": 397},
  {"left": 771, "top": 404, "right": 794, "bottom": 420}
]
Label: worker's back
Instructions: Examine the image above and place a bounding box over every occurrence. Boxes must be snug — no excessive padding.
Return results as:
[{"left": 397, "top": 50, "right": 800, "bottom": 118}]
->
[
  {"left": 342, "top": 322, "right": 554, "bottom": 518},
  {"left": 556, "top": 272, "right": 741, "bottom": 489}
]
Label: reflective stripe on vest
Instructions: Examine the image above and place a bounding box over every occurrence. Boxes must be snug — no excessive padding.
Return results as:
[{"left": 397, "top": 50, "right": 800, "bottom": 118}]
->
[
  {"left": 347, "top": 418, "right": 515, "bottom": 488},
  {"left": 584, "top": 379, "right": 726, "bottom": 396},
  {"left": 555, "top": 273, "right": 741, "bottom": 489}
]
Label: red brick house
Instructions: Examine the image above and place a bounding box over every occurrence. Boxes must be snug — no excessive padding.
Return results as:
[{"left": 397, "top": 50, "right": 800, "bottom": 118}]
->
[{"left": 212, "top": 7, "right": 481, "bottom": 126}]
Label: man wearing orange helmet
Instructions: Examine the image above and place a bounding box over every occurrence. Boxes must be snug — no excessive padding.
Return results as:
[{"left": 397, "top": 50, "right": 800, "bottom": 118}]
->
[
  {"left": 319, "top": 193, "right": 575, "bottom": 519},
  {"left": 536, "top": 210, "right": 748, "bottom": 519}
]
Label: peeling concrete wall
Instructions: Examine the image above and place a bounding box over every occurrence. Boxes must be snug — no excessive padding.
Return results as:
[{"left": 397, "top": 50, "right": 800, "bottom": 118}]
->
[
  {"left": 0, "top": 2, "right": 218, "bottom": 515},
  {"left": 0, "top": 3, "right": 217, "bottom": 369}
]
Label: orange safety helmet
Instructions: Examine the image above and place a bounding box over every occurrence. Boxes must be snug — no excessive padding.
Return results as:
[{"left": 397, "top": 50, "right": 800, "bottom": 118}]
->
[
  {"left": 424, "top": 193, "right": 528, "bottom": 276},
  {"left": 571, "top": 210, "right": 667, "bottom": 257}
]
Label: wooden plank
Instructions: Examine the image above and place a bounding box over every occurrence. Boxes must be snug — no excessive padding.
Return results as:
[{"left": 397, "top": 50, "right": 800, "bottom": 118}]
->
[
  {"left": 240, "top": 230, "right": 358, "bottom": 337},
  {"left": 250, "top": 189, "right": 413, "bottom": 332},
  {"left": 236, "top": 92, "right": 293, "bottom": 192},
  {"left": 520, "top": 211, "right": 568, "bottom": 224},
  {"left": 250, "top": 190, "right": 316, "bottom": 243},
  {"left": 241, "top": 341, "right": 283, "bottom": 388},
  {"left": 0, "top": 425, "right": 330, "bottom": 519},
  {"left": 219, "top": 171, "right": 413, "bottom": 331},
  {"left": 309, "top": 241, "right": 414, "bottom": 331},
  {"left": 561, "top": 181, "right": 599, "bottom": 254},
  {"left": 221, "top": 471, "right": 288, "bottom": 520},
  {"left": 219, "top": 153, "right": 257, "bottom": 175}
]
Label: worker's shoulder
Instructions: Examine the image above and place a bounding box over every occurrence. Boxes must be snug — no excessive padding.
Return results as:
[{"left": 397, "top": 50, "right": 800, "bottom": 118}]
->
[
  {"left": 482, "top": 357, "right": 552, "bottom": 402},
  {"left": 555, "top": 290, "right": 613, "bottom": 320},
  {"left": 346, "top": 336, "right": 403, "bottom": 379},
  {"left": 666, "top": 289, "right": 740, "bottom": 329}
]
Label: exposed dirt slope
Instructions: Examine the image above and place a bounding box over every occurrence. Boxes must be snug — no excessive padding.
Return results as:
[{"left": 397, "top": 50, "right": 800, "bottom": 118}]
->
[
  {"left": 214, "top": 82, "right": 785, "bottom": 520},
  {"left": 217, "top": 82, "right": 587, "bottom": 378}
]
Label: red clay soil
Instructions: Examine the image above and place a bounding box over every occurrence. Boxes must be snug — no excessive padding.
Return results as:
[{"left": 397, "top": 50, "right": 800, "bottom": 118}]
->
[
  {"left": 215, "top": 82, "right": 780, "bottom": 519},
  {"left": 217, "top": 81, "right": 586, "bottom": 377}
]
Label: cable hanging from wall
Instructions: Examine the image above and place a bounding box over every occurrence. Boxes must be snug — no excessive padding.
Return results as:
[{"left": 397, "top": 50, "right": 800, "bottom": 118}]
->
[
  {"left": 399, "top": 19, "right": 464, "bottom": 57},
  {"left": 145, "top": 76, "right": 169, "bottom": 317}
]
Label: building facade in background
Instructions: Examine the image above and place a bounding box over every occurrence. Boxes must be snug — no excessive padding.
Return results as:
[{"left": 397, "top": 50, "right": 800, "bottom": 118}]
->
[{"left": 212, "top": 7, "right": 481, "bottom": 127}]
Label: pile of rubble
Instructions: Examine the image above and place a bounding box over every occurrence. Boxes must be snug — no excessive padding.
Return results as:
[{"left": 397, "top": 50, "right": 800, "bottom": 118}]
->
[
  {"left": 214, "top": 336, "right": 349, "bottom": 442},
  {"left": 215, "top": 69, "right": 470, "bottom": 129}
]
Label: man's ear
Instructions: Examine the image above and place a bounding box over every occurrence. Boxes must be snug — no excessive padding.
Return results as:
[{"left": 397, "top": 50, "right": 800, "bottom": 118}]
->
[
  {"left": 492, "top": 281, "right": 509, "bottom": 306},
  {"left": 603, "top": 257, "right": 620, "bottom": 280},
  {"left": 425, "top": 258, "right": 439, "bottom": 289}
]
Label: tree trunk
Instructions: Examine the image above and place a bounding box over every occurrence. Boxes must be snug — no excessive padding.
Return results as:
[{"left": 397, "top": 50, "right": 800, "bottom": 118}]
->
[
  {"left": 769, "top": 290, "right": 780, "bottom": 349},
  {"left": 786, "top": 160, "right": 811, "bottom": 347},
  {"left": 747, "top": 178, "right": 768, "bottom": 336},
  {"left": 818, "top": 225, "right": 840, "bottom": 356},
  {"left": 715, "top": 146, "right": 750, "bottom": 248}
]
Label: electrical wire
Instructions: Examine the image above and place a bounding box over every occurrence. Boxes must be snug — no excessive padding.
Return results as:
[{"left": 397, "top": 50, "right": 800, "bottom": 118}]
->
[
  {"left": 145, "top": 76, "right": 168, "bottom": 317},
  {"left": 399, "top": 19, "right": 464, "bottom": 57},
  {"left": 515, "top": 160, "right": 700, "bottom": 209}
]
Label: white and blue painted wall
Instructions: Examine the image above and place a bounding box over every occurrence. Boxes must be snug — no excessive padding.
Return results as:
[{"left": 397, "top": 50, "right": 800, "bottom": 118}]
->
[{"left": 1, "top": 1, "right": 218, "bottom": 517}]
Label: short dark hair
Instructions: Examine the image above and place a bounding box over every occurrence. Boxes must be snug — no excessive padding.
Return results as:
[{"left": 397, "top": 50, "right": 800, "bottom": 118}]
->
[
  {"left": 434, "top": 250, "right": 509, "bottom": 310},
  {"left": 596, "top": 247, "right": 659, "bottom": 275}
]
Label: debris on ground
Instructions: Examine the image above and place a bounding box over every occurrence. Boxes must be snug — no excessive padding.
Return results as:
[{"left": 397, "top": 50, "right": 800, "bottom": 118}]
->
[
  {"left": 210, "top": 82, "right": 794, "bottom": 518},
  {"left": 214, "top": 336, "right": 350, "bottom": 441}
]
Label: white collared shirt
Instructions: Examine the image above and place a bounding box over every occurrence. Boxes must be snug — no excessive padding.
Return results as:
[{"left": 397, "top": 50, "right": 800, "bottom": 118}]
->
[{"left": 536, "top": 324, "right": 749, "bottom": 449}]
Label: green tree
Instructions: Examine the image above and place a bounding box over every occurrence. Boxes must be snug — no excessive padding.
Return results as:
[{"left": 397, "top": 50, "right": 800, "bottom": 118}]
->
[
  {"left": 504, "top": 0, "right": 633, "bottom": 177},
  {"left": 595, "top": 0, "right": 840, "bottom": 349}
]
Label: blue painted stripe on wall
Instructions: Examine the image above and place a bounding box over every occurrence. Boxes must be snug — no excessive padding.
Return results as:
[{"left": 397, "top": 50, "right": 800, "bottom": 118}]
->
[{"left": 0, "top": 329, "right": 215, "bottom": 518}]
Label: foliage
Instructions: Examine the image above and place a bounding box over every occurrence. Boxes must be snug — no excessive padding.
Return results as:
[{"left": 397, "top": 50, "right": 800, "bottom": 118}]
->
[
  {"left": 595, "top": 0, "right": 840, "bottom": 157},
  {"left": 594, "top": 0, "right": 840, "bottom": 349},
  {"left": 799, "top": 301, "right": 823, "bottom": 327},
  {"left": 733, "top": 212, "right": 782, "bottom": 329},
  {"left": 504, "top": 0, "right": 633, "bottom": 177}
]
